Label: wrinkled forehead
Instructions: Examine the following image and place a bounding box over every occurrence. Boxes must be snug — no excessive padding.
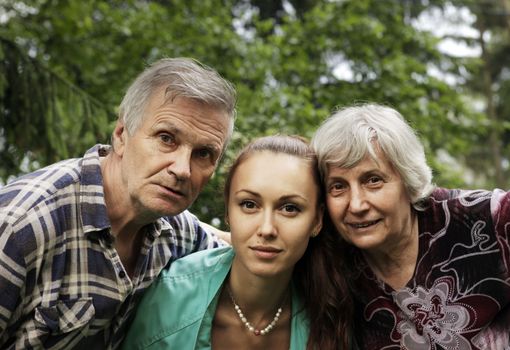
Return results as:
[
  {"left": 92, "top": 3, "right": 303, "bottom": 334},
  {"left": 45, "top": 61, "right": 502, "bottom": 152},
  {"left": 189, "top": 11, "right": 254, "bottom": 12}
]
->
[
  {"left": 324, "top": 145, "right": 403, "bottom": 187},
  {"left": 322, "top": 138, "right": 382, "bottom": 176}
]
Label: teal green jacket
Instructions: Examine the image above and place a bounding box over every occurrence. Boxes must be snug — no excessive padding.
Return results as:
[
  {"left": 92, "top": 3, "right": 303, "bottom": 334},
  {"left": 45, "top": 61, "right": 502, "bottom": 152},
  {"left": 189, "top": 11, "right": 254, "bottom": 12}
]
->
[{"left": 121, "top": 247, "right": 310, "bottom": 350}]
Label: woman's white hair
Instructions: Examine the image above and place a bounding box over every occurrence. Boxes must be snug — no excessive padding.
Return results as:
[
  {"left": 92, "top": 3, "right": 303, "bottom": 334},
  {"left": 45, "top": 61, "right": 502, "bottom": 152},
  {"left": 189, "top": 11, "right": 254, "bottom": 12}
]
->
[
  {"left": 118, "top": 57, "right": 236, "bottom": 143},
  {"left": 311, "top": 103, "right": 435, "bottom": 208}
]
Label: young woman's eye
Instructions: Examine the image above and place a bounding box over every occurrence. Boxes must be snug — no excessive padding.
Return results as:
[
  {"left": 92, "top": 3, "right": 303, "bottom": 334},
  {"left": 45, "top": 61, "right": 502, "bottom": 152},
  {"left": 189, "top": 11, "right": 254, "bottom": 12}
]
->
[
  {"left": 240, "top": 200, "right": 257, "bottom": 210},
  {"left": 280, "top": 204, "right": 301, "bottom": 216}
]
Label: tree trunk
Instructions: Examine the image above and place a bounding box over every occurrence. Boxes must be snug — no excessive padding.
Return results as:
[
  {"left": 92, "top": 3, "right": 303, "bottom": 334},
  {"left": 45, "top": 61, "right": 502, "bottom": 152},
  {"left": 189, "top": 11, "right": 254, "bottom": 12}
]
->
[{"left": 499, "top": 0, "right": 510, "bottom": 34}]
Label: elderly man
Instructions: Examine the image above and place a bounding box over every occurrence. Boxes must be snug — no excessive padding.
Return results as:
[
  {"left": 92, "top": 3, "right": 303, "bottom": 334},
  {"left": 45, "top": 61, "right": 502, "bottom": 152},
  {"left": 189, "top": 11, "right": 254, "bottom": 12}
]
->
[{"left": 0, "top": 58, "right": 236, "bottom": 349}]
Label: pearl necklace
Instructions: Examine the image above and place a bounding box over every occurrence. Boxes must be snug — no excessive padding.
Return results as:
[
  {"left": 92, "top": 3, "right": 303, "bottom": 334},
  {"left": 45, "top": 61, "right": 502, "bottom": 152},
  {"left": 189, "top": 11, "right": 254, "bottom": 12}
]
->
[{"left": 227, "top": 286, "right": 284, "bottom": 336}]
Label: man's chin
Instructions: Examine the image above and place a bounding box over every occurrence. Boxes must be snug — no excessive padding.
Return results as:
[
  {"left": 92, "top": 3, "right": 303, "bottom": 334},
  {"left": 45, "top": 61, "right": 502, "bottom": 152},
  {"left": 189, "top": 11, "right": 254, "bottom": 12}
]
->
[
  {"left": 159, "top": 204, "right": 189, "bottom": 217},
  {"left": 145, "top": 198, "right": 191, "bottom": 218}
]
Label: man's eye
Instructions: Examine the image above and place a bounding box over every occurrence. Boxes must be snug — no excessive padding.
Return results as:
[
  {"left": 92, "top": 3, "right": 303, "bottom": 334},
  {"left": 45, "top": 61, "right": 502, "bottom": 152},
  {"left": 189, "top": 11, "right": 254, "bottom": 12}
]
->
[{"left": 197, "top": 148, "right": 212, "bottom": 159}]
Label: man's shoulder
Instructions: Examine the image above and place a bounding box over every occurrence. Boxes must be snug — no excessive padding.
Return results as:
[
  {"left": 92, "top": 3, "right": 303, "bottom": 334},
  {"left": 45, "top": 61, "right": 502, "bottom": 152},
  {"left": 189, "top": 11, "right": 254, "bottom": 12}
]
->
[
  {"left": 0, "top": 144, "right": 105, "bottom": 224},
  {"left": 0, "top": 158, "right": 82, "bottom": 219},
  {"left": 122, "top": 248, "right": 232, "bottom": 350}
]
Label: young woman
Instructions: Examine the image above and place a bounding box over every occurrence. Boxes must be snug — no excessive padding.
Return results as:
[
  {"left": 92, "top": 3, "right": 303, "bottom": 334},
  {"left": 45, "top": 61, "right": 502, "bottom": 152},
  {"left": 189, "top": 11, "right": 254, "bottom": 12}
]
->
[{"left": 121, "top": 135, "right": 324, "bottom": 349}]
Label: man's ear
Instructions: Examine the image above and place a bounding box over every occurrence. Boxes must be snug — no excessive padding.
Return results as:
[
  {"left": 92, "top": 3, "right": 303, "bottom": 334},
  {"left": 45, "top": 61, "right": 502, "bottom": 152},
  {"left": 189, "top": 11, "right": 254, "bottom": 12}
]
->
[{"left": 112, "top": 120, "right": 127, "bottom": 155}]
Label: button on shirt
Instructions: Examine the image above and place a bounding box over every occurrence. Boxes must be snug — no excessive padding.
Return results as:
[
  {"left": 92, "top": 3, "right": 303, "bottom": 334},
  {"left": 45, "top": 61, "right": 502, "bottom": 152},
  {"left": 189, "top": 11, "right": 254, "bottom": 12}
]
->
[{"left": 0, "top": 144, "right": 221, "bottom": 349}]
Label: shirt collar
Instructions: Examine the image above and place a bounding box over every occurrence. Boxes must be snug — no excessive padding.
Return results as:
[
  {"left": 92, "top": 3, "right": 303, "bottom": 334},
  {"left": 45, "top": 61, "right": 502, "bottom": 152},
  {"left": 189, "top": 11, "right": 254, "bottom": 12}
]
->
[
  {"left": 79, "top": 144, "right": 111, "bottom": 235},
  {"left": 78, "top": 144, "right": 169, "bottom": 240}
]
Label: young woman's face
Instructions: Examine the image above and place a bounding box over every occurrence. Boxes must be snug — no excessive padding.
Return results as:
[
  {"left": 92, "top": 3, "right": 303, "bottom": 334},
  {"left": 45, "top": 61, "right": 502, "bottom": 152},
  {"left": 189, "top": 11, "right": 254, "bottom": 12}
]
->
[{"left": 228, "top": 151, "right": 323, "bottom": 279}]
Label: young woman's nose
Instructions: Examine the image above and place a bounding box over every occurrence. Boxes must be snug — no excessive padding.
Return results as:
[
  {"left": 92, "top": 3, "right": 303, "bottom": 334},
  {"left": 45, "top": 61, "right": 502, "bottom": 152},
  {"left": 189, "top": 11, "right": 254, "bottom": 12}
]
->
[{"left": 257, "top": 209, "right": 277, "bottom": 238}]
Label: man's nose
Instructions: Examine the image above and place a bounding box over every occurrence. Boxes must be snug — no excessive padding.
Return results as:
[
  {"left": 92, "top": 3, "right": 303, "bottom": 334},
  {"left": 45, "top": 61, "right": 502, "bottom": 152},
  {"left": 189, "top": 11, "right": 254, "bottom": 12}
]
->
[{"left": 167, "top": 147, "right": 192, "bottom": 181}]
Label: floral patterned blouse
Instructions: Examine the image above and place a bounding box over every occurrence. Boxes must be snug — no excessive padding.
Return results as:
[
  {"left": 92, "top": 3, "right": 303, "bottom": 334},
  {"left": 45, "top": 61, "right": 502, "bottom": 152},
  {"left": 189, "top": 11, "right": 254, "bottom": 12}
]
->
[{"left": 350, "top": 188, "right": 510, "bottom": 349}]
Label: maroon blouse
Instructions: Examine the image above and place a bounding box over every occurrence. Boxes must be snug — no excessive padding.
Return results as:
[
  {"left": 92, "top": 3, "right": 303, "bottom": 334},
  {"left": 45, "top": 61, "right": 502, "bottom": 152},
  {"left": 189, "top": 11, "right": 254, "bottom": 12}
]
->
[{"left": 351, "top": 188, "right": 510, "bottom": 349}]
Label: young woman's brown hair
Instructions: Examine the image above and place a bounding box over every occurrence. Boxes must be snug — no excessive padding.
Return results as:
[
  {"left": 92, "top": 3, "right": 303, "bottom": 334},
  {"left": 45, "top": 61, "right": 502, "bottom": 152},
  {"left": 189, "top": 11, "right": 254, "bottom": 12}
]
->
[{"left": 225, "top": 135, "right": 355, "bottom": 349}]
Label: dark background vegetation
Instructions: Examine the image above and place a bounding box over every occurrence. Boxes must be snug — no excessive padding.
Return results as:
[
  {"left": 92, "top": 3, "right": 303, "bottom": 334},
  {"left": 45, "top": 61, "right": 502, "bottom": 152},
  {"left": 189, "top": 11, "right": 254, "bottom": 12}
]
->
[{"left": 1, "top": 0, "right": 510, "bottom": 227}]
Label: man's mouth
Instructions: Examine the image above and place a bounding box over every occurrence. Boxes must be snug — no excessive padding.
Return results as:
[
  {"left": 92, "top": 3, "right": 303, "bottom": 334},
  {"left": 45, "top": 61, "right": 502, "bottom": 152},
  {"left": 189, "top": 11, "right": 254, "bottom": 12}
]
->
[{"left": 160, "top": 184, "right": 186, "bottom": 197}]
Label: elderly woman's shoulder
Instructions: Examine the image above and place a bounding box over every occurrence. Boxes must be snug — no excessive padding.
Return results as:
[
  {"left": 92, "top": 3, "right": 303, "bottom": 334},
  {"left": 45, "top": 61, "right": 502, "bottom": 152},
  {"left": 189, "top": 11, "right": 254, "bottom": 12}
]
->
[{"left": 430, "top": 187, "right": 495, "bottom": 202}]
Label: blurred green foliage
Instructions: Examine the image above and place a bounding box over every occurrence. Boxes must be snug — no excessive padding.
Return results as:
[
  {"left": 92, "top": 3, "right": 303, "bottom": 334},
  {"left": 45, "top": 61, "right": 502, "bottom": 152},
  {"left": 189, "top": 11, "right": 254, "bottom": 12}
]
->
[{"left": 1, "top": 0, "right": 509, "bottom": 227}]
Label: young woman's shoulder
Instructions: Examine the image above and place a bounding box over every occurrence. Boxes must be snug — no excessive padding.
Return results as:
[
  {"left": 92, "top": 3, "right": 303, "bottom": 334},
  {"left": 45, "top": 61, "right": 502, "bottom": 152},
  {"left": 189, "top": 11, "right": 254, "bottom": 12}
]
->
[{"left": 161, "top": 246, "right": 234, "bottom": 279}]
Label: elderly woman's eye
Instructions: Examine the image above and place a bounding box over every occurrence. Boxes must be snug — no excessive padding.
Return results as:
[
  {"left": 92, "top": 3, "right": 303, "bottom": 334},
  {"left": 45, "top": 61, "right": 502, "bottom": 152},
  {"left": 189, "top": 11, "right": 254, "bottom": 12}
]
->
[
  {"left": 330, "top": 182, "right": 345, "bottom": 191},
  {"left": 159, "top": 133, "right": 175, "bottom": 145},
  {"left": 367, "top": 176, "right": 382, "bottom": 184}
]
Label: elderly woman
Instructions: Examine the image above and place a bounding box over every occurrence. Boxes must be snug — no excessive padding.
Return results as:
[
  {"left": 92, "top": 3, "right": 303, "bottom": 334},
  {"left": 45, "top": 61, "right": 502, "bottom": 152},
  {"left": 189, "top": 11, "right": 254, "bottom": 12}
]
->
[{"left": 309, "top": 103, "right": 510, "bottom": 349}]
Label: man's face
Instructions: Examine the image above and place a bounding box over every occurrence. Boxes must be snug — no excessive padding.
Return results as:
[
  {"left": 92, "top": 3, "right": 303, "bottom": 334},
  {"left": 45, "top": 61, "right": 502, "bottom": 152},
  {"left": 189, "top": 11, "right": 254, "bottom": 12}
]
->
[{"left": 113, "top": 88, "right": 230, "bottom": 220}]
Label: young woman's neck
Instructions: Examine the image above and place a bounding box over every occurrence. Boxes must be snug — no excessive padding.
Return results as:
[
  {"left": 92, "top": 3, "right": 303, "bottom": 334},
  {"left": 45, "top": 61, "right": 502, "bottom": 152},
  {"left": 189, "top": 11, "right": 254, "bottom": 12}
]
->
[{"left": 228, "top": 260, "right": 292, "bottom": 316}]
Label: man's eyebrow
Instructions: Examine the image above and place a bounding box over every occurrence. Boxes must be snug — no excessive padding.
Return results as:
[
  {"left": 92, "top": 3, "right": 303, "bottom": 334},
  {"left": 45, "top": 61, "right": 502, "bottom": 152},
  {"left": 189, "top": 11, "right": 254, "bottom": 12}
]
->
[
  {"left": 203, "top": 144, "right": 221, "bottom": 152},
  {"left": 151, "top": 121, "right": 179, "bottom": 133},
  {"left": 151, "top": 121, "right": 223, "bottom": 155}
]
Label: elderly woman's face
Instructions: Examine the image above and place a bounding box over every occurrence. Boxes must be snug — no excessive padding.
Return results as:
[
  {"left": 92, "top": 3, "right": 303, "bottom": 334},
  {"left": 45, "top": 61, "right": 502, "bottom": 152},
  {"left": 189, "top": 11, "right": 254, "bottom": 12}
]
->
[{"left": 325, "top": 150, "right": 414, "bottom": 253}]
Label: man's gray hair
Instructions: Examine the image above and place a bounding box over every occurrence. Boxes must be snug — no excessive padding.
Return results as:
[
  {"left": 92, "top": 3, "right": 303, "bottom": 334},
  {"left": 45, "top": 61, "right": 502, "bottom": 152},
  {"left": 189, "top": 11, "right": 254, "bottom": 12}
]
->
[
  {"left": 118, "top": 57, "right": 236, "bottom": 142},
  {"left": 312, "top": 103, "right": 435, "bottom": 208}
]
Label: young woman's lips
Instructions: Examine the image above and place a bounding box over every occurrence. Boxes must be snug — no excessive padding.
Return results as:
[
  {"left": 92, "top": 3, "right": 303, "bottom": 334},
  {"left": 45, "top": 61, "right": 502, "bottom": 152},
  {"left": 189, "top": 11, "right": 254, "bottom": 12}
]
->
[{"left": 250, "top": 246, "right": 282, "bottom": 259}]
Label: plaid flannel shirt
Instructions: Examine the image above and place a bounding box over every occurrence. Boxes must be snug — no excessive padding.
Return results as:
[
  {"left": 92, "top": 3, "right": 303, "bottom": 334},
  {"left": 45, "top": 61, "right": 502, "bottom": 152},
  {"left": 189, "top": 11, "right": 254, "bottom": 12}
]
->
[{"left": 0, "top": 144, "right": 221, "bottom": 349}]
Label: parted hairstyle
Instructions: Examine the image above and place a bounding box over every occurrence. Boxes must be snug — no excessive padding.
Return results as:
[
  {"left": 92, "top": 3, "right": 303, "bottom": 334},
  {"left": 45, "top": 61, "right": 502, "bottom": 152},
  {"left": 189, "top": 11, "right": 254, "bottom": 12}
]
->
[
  {"left": 118, "top": 57, "right": 237, "bottom": 146},
  {"left": 223, "top": 134, "right": 323, "bottom": 213},
  {"left": 295, "top": 213, "right": 356, "bottom": 350},
  {"left": 222, "top": 135, "right": 352, "bottom": 349},
  {"left": 311, "top": 103, "right": 435, "bottom": 208}
]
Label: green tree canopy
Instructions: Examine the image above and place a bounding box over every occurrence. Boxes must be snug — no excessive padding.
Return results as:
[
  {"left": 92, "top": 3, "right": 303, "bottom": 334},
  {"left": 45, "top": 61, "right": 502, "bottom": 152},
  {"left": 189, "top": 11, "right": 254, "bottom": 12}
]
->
[{"left": 1, "top": 0, "right": 508, "bottom": 226}]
